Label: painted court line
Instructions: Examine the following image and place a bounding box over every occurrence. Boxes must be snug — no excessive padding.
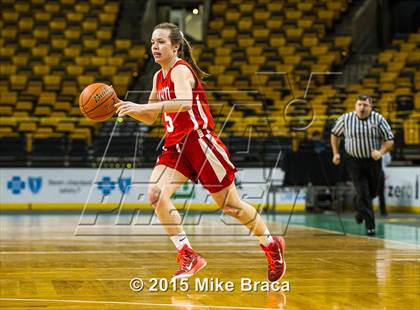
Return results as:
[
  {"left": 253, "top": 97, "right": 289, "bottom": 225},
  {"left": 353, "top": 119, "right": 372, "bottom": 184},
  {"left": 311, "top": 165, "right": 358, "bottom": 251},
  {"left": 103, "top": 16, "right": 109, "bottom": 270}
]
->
[{"left": 0, "top": 298, "right": 280, "bottom": 310}]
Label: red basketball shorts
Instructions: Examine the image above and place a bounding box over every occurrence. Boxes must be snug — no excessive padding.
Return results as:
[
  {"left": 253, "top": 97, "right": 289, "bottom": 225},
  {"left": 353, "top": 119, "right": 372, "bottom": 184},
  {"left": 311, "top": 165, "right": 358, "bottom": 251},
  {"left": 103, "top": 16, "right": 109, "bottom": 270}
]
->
[{"left": 155, "top": 129, "right": 237, "bottom": 193}]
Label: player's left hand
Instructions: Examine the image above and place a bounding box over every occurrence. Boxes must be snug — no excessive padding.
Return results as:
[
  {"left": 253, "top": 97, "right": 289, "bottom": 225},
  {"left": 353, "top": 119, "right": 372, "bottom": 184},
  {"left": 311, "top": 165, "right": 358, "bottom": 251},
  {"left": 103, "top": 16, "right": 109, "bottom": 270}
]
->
[
  {"left": 371, "top": 149, "right": 382, "bottom": 161},
  {"left": 115, "top": 101, "right": 147, "bottom": 117}
]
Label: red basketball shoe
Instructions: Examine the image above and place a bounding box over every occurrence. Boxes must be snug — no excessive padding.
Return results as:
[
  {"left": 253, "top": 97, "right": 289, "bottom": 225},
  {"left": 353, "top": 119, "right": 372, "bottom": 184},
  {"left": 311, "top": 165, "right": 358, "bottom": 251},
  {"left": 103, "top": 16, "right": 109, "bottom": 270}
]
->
[
  {"left": 172, "top": 245, "right": 207, "bottom": 279},
  {"left": 260, "top": 236, "right": 286, "bottom": 282}
]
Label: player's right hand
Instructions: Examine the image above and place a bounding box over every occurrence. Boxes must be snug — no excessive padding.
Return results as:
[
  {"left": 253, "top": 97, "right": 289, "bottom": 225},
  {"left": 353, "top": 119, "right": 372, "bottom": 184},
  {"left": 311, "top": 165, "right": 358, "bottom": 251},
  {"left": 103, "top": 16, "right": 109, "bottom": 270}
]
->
[{"left": 332, "top": 153, "right": 341, "bottom": 165}]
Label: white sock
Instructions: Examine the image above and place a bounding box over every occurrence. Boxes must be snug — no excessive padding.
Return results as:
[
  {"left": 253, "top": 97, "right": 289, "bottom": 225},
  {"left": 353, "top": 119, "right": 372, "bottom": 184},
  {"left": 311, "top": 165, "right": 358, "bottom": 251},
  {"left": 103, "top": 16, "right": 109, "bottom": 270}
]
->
[
  {"left": 258, "top": 228, "right": 274, "bottom": 247},
  {"left": 170, "top": 231, "right": 192, "bottom": 251}
]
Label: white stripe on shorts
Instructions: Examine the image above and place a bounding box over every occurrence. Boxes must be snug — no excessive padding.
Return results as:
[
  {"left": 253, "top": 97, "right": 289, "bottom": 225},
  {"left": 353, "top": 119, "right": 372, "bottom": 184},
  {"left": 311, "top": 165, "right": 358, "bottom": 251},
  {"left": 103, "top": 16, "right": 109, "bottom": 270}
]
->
[
  {"left": 198, "top": 137, "right": 227, "bottom": 182},
  {"left": 205, "top": 133, "right": 235, "bottom": 169}
]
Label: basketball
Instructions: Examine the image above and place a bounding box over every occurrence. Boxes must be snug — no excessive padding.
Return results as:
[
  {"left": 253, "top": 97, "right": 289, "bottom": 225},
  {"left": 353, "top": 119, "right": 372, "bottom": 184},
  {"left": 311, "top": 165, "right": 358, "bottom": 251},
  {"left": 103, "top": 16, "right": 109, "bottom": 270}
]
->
[{"left": 79, "top": 83, "right": 118, "bottom": 122}]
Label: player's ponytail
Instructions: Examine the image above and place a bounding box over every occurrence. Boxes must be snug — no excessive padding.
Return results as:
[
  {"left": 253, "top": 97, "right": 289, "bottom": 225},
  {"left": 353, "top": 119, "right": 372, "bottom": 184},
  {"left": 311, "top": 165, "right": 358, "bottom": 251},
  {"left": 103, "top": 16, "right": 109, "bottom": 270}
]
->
[{"left": 153, "top": 23, "right": 209, "bottom": 82}]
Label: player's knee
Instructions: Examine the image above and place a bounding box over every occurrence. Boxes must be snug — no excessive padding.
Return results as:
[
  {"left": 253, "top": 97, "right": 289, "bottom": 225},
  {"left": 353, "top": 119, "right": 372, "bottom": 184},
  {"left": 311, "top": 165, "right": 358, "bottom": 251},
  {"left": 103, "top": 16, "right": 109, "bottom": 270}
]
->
[
  {"left": 148, "top": 185, "right": 162, "bottom": 207},
  {"left": 222, "top": 204, "right": 243, "bottom": 218}
]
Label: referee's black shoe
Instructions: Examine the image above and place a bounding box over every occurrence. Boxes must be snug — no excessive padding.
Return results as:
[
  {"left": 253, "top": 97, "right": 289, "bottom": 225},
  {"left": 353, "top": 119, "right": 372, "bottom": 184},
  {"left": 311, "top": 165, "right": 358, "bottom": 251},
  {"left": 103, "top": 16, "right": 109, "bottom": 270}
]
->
[
  {"left": 355, "top": 213, "right": 364, "bottom": 224},
  {"left": 366, "top": 228, "right": 376, "bottom": 236}
]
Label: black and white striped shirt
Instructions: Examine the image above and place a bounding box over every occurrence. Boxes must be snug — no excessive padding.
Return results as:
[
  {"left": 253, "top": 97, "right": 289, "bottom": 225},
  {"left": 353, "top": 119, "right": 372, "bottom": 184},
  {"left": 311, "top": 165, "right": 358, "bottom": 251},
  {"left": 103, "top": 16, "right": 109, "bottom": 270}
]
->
[{"left": 331, "top": 111, "right": 394, "bottom": 159}]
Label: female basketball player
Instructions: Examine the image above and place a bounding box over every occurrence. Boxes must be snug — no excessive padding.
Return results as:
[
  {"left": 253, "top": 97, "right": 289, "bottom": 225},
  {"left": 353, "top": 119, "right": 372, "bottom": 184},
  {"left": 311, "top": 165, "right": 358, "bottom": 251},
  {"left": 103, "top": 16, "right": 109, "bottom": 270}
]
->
[{"left": 115, "top": 23, "right": 285, "bottom": 281}]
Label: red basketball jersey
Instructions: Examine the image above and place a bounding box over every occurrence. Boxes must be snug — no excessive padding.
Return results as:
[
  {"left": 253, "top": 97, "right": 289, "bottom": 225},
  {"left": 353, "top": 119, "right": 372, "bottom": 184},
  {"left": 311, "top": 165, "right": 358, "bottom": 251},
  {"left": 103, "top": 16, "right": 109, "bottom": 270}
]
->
[{"left": 155, "top": 59, "right": 214, "bottom": 147}]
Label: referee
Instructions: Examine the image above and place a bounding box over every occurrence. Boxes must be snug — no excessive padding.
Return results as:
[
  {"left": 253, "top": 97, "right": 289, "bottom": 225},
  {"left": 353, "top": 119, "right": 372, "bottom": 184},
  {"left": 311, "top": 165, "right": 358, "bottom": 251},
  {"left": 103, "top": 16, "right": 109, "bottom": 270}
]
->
[{"left": 330, "top": 94, "right": 394, "bottom": 236}]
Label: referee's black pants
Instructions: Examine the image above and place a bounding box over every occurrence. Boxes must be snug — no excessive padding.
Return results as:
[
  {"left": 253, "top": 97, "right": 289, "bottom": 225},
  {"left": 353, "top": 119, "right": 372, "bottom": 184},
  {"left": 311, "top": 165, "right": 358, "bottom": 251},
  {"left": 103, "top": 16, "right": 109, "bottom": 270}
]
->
[{"left": 345, "top": 154, "right": 382, "bottom": 230}]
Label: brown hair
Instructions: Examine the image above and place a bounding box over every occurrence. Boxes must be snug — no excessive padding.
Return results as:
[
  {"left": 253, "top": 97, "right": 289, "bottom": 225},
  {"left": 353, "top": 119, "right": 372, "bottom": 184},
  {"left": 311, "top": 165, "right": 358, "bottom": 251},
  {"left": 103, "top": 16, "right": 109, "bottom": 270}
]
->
[
  {"left": 153, "top": 23, "right": 209, "bottom": 81},
  {"left": 356, "top": 94, "right": 373, "bottom": 104}
]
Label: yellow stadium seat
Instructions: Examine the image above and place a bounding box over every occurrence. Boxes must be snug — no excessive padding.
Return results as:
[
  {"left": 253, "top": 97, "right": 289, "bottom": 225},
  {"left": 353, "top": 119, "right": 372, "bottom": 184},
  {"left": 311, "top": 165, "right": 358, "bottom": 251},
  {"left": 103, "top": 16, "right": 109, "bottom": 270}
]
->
[
  {"left": 311, "top": 45, "right": 329, "bottom": 56},
  {"left": 61, "top": 0, "right": 77, "bottom": 5},
  {"left": 215, "top": 57, "right": 231, "bottom": 66},
  {"left": 254, "top": 11, "right": 270, "bottom": 22},
  {"left": 99, "top": 13, "right": 117, "bottom": 25},
  {"left": 249, "top": 56, "right": 266, "bottom": 66},
  {"left": 38, "top": 92, "right": 57, "bottom": 107},
  {"left": 1, "top": 27, "right": 17, "bottom": 39},
  {"left": 18, "top": 17, "right": 34, "bottom": 31},
  {"left": 221, "top": 28, "right": 237, "bottom": 40},
  {"left": 104, "top": 3, "right": 119, "bottom": 14},
  {"left": 217, "top": 75, "right": 234, "bottom": 86},
  {"left": 239, "top": 3, "right": 253, "bottom": 13},
  {"left": 82, "top": 20, "right": 98, "bottom": 32},
  {"left": 15, "top": 2, "right": 30, "bottom": 12},
  {"left": 18, "top": 122, "right": 37, "bottom": 133},
  {"left": 10, "top": 75, "right": 28, "bottom": 91},
  {"left": 266, "top": 20, "right": 283, "bottom": 30},
  {"left": 387, "top": 62, "right": 405, "bottom": 72},
  {"left": 44, "top": 55, "right": 60, "bottom": 66},
  {"left": 2, "top": 11, "right": 19, "bottom": 23},
  {"left": 56, "top": 122, "right": 75, "bottom": 133},
  {"left": 115, "top": 39, "right": 131, "bottom": 50},
  {"left": 215, "top": 47, "right": 231, "bottom": 56},
  {"left": 106, "top": 57, "right": 123, "bottom": 68},
  {"left": 34, "top": 12, "right": 52, "bottom": 22},
  {"left": 408, "top": 33, "right": 420, "bottom": 43},
  {"left": 129, "top": 46, "right": 145, "bottom": 58},
  {"left": 246, "top": 47, "right": 262, "bottom": 57},
  {"left": 97, "top": 29, "right": 112, "bottom": 40},
  {"left": 45, "top": 2, "right": 61, "bottom": 13},
  {"left": 67, "top": 12, "right": 83, "bottom": 22},
  {"left": 34, "top": 106, "right": 52, "bottom": 117},
  {"left": 318, "top": 10, "right": 334, "bottom": 28},
  {"left": 253, "top": 28, "right": 270, "bottom": 40},
  {"left": 298, "top": 19, "right": 314, "bottom": 29},
  {"left": 112, "top": 75, "right": 131, "bottom": 97},
  {"left": 0, "top": 106, "right": 13, "bottom": 116},
  {"left": 97, "top": 46, "right": 114, "bottom": 57},
  {"left": 75, "top": 3, "right": 90, "bottom": 13},
  {"left": 75, "top": 56, "right": 91, "bottom": 66},
  {"left": 66, "top": 65, "right": 83, "bottom": 76},
  {"left": 226, "top": 11, "right": 240, "bottom": 22},
  {"left": 380, "top": 72, "right": 398, "bottom": 83},
  {"left": 285, "top": 28, "right": 303, "bottom": 40},
  {"left": 32, "top": 46, "right": 49, "bottom": 57},
  {"left": 55, "top": 102, "right": 72, "bottom": 113},
  {"left": 51, "top": 19, "right": 66, "bottom": 31},
  {"left": 15, "top": 101, "right": 32, "bottom": 112},
  {"left": 91, "top": 0, "right": 106, "bottom": 5},
  {"left": 212, "top": 3, "right": 227, "bottom": 15},
  {"left": 267, "top": 3, "right": 283, "bottom": 13},
  {"left": 99, "top": 66, "right": 117, "bottom": 76},
  {"left": 33, "top": 65, "right": 50, "bottom": 76},
  {"left": 78, "top": 76, "right": 95, "bottom": 89},
  {"left": 240, "top": 65, "right": 259, "bottom": 75},
  {"left": 64, "top": 47, "right": 81, "bottom": 57},
  {"left": 278, "top": 46, "right": 296, "bottom": 56},
  {"left": 207, "top": 38, "right": 223, "bottom": 48},
  {"left": 238, "top": 38, "right": 255, "bottom": 48},
  {"left": 303, "top": 36, "right": 319, "bottom": 47},
  {"left": 91, "top": 57, "right": 107, "bottom": 66},
  {"left": 208, "top": 65, "right": 225, "bottom": 75},
  {"left": 0, "top": 64, "right": 16, "bottom": 75},
  {"left": 51, "top": 38, "right": 68, "bottom": 49},
  {"left": 0, "top": 46, "right": 15, "bottom": 57},
  {"left": 286, "top": 10, "right": 302, "bottom": 20},
  {"left": 65, "top": 29, "right": 81, "bottom": 40},
  {"left": 238, "top": 19, "right": 252, "bottom": 31},
  {"left": 44, "top": 75, "right": 62, "bottom": 91},
  {"left": 209, "top": 20, "right": 224, "bottom": 31}
]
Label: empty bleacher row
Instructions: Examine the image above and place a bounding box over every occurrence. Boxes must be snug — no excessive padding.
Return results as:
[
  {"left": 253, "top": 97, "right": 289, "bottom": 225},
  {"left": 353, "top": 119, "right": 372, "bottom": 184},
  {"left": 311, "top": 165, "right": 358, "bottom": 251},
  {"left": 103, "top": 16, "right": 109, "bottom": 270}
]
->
[
  {"left": 0, "top": 0, "right": 146, "bottom": 152},
  {"left": 142, "top": 0, "right": 352, "bottom": 141}
]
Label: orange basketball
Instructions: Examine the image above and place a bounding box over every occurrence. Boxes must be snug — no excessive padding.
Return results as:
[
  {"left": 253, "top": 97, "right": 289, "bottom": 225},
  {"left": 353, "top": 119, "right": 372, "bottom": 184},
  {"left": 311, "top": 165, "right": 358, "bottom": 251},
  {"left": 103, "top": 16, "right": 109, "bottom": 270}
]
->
[{"left": 79, "top": 83, "right": 118, "bottom": 122}]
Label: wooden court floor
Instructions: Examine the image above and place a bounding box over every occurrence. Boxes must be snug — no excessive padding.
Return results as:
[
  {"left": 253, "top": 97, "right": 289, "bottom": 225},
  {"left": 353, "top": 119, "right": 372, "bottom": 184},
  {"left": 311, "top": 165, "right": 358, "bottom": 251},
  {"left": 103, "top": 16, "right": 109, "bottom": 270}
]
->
[{"left": 0, "top": 213, "right": 419, "bottom": 310}]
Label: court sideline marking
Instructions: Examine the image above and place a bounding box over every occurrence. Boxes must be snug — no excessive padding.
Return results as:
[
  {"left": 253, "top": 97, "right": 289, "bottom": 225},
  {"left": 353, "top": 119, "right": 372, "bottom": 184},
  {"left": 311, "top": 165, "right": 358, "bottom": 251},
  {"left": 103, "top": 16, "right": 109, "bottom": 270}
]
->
[{"left": 0, "top": 297, "right": 282, "bottom": 310}]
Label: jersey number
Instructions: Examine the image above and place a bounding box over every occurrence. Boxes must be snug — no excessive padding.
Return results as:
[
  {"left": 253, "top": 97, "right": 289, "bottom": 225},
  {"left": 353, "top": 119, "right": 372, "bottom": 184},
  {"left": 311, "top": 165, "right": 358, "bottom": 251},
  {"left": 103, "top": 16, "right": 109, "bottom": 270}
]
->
[{"left": 164, "top": 113, "right": 174, "bottom": 132}]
